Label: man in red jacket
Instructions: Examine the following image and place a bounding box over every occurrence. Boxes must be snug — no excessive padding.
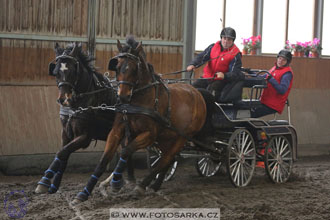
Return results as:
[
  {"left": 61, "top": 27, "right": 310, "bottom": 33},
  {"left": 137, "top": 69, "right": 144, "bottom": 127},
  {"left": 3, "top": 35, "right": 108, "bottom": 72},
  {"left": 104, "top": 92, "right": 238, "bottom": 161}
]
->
[
  {"left": 251, "top": 50, "right": 293, "bottom": 118},
  {"left": 187, "top": 27, "right": 244, "bottom": 103}
]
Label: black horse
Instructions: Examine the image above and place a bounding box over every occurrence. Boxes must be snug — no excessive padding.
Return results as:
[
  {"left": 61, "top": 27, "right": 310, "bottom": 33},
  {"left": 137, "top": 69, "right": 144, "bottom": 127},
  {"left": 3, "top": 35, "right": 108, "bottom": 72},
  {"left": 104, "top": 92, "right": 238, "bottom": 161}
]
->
[{"left": 35, "top": 42, "right": 135, "bottom": 194}]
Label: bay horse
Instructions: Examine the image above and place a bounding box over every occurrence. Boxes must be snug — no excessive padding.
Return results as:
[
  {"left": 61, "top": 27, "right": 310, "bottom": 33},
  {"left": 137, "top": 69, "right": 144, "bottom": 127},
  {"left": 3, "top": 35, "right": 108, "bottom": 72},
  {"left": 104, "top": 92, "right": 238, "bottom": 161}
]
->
[
  {"left": 72, "top": 36, "right": 207, "bottom": 204},
  {"left": 35, "top": 42, "right": 135, "bottom": 194}
]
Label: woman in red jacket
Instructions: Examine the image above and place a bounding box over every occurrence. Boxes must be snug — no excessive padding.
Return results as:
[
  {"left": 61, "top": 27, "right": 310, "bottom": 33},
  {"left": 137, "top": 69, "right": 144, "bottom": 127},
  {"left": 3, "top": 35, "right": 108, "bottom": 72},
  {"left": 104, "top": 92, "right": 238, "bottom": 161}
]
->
[{"left": 251, "top": 50, "right": 293, "bottom": 118}]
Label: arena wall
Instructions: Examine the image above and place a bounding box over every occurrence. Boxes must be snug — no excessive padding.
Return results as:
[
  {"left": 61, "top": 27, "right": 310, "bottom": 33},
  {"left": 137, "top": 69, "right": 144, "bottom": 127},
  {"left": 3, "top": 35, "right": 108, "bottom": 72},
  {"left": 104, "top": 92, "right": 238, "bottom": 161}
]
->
[{"left": 0, "top": 0, "right": 329, "bottom": 175}]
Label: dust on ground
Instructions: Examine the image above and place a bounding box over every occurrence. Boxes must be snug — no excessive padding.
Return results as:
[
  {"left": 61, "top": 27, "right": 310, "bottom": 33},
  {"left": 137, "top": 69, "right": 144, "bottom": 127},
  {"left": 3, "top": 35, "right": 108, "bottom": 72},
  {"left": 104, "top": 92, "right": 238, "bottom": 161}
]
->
[{"left": 1, "top": 155, "right": 330, "bottom": 220}]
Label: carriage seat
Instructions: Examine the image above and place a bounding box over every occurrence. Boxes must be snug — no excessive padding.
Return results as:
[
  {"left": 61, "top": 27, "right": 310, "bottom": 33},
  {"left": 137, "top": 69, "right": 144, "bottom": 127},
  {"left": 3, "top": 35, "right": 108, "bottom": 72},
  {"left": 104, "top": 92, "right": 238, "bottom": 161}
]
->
[{"left": 233, "top": 99, "right": 262, "bottom": 109}]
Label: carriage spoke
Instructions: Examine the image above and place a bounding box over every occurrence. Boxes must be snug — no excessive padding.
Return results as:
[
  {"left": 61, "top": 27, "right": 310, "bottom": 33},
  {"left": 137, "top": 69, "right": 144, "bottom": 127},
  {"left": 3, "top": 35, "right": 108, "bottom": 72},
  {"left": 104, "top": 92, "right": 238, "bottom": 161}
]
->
[
  {"left": 281, "top": 149, "right": 291, "bottom": 158},
  {"left": 231, "top": 161, "right": 240, "bottom": 177},
  {"left": 233, "top": 163, "right": 241, "bottom": 185},
  {"left": 150, "top": 156, "right": 160, "bottom": 168},
  {"left": 230, "top": 158, "right": 240, "bottom": 169}
]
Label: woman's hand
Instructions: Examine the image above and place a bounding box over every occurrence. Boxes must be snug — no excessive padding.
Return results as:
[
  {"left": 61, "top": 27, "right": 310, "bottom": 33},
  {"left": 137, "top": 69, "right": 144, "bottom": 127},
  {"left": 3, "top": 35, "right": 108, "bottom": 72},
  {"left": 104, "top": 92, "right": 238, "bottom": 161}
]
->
[
  {"left": 215, "top": 72, "right": 225, "bottom": 79},
  {"left": 186, "top": 65, "right": 195, "bottom": 72}
]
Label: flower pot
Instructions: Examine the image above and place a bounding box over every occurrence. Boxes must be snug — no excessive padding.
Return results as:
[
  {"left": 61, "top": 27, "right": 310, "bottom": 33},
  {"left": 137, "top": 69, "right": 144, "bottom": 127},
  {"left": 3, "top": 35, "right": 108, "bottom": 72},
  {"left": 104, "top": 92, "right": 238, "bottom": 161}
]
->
[
  {"left": 311, "top": 51, "right": 319, "bottom": 58},
  {"left": 242, "top": 49, "right": 248, "bottom": 55},
  {"left": 249, "top": 49, "right": 256, "bottom": 55},
  {"left": 293, "top": 51, "right": 304, "bottom": 57}
]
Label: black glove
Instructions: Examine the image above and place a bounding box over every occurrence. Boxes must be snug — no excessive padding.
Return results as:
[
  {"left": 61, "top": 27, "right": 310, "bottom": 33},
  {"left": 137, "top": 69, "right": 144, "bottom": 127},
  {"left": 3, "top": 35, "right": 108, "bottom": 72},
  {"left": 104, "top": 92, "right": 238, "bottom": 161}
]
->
[{"left": 266, "top": 73, "right": 273, "bottom": 81}]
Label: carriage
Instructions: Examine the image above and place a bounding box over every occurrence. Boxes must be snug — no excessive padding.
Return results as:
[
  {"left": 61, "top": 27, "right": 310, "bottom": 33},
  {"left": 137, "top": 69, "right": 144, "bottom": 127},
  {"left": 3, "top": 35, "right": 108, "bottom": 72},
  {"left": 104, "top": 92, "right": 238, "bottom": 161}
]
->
[
  {"left": 37, "top": 39, "right": 298, "bottom": 204},
  {"left": 148, "top": 68, "right": 298, "bottom": 187}
]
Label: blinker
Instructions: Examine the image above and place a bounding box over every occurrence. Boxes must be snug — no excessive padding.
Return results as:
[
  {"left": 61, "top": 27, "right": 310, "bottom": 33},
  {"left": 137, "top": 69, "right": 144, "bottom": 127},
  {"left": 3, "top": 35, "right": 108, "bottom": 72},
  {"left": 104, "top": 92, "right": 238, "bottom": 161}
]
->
[
  {"left": 108, "top": 58, "right": 118, "bottom": 71},
  {"left": 48, "top": 63, "right": 56, "bottom": 76}
]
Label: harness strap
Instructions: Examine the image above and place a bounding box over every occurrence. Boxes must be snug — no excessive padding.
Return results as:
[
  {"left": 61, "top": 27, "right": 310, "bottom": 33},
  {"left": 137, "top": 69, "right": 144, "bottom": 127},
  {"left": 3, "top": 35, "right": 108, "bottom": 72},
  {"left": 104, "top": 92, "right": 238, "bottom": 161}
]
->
[
  {"left": 133, "top": 81, "right": 160, "bottom": 93},
  {"left": 115, "top": 104, "right": 219, "bottom": 154},
  {"left": 116, "top": 104, "right": 171, "bottom": 127}
]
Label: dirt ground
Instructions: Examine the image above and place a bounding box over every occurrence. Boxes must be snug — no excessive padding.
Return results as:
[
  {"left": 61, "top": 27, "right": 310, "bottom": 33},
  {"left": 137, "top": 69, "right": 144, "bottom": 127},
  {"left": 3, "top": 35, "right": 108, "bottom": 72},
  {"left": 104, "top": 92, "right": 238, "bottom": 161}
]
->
[{"left": 1, "top": 155, "right": 330, "bottom": 220}]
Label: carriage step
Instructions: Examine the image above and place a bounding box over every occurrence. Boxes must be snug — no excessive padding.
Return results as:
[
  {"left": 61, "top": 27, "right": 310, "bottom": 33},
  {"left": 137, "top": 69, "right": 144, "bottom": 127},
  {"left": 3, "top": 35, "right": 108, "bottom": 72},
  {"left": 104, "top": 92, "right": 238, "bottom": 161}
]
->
[{"left": 267, "top": 120, "right": 289, "bottom": 126}]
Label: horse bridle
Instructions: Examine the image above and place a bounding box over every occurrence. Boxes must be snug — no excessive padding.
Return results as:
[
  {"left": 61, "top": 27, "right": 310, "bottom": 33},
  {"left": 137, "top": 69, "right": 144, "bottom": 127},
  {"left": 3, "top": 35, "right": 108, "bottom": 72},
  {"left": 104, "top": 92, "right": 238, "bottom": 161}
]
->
[
  {"left": 110, "top": 52, "right": 169, "bottom": 115},
  {"left": 110, "top": 52, "right": 142, "bottom": 88},
  {"left": 49, "top": 54, "right": 81, "bottom": 90}
]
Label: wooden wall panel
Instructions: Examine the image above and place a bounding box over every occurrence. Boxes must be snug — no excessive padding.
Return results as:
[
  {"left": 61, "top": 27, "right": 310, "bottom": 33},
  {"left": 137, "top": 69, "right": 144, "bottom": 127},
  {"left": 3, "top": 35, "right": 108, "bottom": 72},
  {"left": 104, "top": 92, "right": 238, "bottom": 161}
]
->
[
  {"left": 0, "top": 86, "right": 105, "bottom": 155},
  {"left": 94, "top": 44, "right": 183, "bottom": 79},
  {"left": 0, "top": 0, "right": 88, "bottom": 36},
  {"left": 0, "top": 39, "right": 89, "bottom": 84},
  {"left": 95, "top": 0, "right": 183, "bottom": 41}
]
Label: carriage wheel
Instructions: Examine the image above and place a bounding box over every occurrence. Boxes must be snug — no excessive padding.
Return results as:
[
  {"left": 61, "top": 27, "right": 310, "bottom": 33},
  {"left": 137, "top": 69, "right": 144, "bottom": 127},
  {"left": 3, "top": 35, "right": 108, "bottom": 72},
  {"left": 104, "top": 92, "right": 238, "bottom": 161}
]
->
[
  {"left": 195, "top": 155, "right": 222, "bottom": 177},
  {"left": 147, "top": 146, "right": 178, "bottom": 182},
  {"left": 265, "top": 136, "right": 293, "bottom": 183},
  {"left": 226, "top": 128, "right": 256, "bottom": 187}
]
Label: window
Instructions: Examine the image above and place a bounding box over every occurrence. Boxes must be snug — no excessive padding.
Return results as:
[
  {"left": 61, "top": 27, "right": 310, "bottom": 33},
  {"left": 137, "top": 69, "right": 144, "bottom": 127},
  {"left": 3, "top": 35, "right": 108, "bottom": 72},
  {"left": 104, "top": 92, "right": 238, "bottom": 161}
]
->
[
  {"left": 262, "top": 0, "right": 287, "bottom": 54},
  {"left": 322, "top": 0, "right": 330, "bottom": 55},
  {"left": 195, "top": 0, "right": 328, "bottom": 56},
  {"left": 287, "top": 0, "right": 314, "bottom": 44},
  {"left": 225, "top": 0, "right": 254, "bottom": 51},
  {"left": 195, "top": 0, "right": 224, "bottom": 51}
]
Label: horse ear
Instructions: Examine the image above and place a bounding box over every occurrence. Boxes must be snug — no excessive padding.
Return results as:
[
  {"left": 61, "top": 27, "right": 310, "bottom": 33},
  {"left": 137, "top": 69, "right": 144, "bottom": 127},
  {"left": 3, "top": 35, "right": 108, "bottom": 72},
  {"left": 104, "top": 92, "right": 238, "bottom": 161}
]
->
[
  {"left": 117, "top": 40, "right": 123, "bottom": 51},
  {"left": 69, "top": 42, "right": 80, "bottom": 57},
  {"left": 55, "top": 42, "right": 60, "bottom": 50},
  {"left": 135, "top": 42, "right": 150, "bottom": 73},
  {"left": 136, "top": 41, "right": 147, "bottom": 59},
  {"left": 54, "top": 42, "right": 61, "bottom": 55},
  {"left": 136, "top": 41, "right": 142, "bottom": 53}
]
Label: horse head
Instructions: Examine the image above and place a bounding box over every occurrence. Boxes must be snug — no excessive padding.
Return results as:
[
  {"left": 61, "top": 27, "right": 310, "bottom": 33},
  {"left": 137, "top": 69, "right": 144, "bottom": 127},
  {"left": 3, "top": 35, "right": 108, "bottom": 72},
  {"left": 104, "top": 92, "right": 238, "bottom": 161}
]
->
[
  {"left": 49, "top": 42, "right": 92, "bottom": 107},
  {"left": 108, "top": 36, "right": 150, "bottom": 103}
]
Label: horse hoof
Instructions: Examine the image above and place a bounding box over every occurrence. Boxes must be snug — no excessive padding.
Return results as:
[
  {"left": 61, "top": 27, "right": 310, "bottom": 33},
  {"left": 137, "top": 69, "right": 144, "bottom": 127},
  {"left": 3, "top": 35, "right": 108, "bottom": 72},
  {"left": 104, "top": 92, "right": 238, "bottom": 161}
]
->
[
  {"left": 133, "top": 185, "right": 145, "bottom": 196},
  {"left": 48, "top": 184, "right": 58, "bottom": 194},
  {"left": 148, "top": 186, "right": 159, "bottom": 192},
  {"left": 35, "top": 184, "right": 49, "bottom": 194},
  {"left": 71, "top": 198, "right": 83, "bottom": 206},
  {"left": 72, "top": 192, "right": 88, "bottom": 205},
  {"left": 110, "top": 178, "right": 125, "bottom": 193}
]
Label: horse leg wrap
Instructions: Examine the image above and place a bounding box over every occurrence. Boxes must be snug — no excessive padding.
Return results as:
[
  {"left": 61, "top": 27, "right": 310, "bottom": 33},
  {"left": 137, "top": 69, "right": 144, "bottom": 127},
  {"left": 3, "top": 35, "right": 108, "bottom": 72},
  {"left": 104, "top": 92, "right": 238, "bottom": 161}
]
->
[
  {"left": 75, "top": 175, "right": 99, "bottom": 202},
  {"left": 48, "top": 160, "right": 68, "bottom": 194},
  {"left": 44, "top": 157, "right": 62, "bottom": 179},
  {"left": 38, "top": 157, "right": 62, "bottom": 188},
  {"left": 110, "top": 157, "right": 127, "bottom": 191},
  {"left": 112, "top": 157, "right": 127, "bottom": 181}
]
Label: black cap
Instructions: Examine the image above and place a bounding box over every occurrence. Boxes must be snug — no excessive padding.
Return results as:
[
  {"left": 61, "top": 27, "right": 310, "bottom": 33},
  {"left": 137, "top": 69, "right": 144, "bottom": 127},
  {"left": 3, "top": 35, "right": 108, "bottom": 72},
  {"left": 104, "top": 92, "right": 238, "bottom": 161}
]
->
[
  {"left": 277, "top": 49, "right": 292, "bottom": 65},
  {"left": 220, "top": 27, "right": 236, "bottom": 41}
]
